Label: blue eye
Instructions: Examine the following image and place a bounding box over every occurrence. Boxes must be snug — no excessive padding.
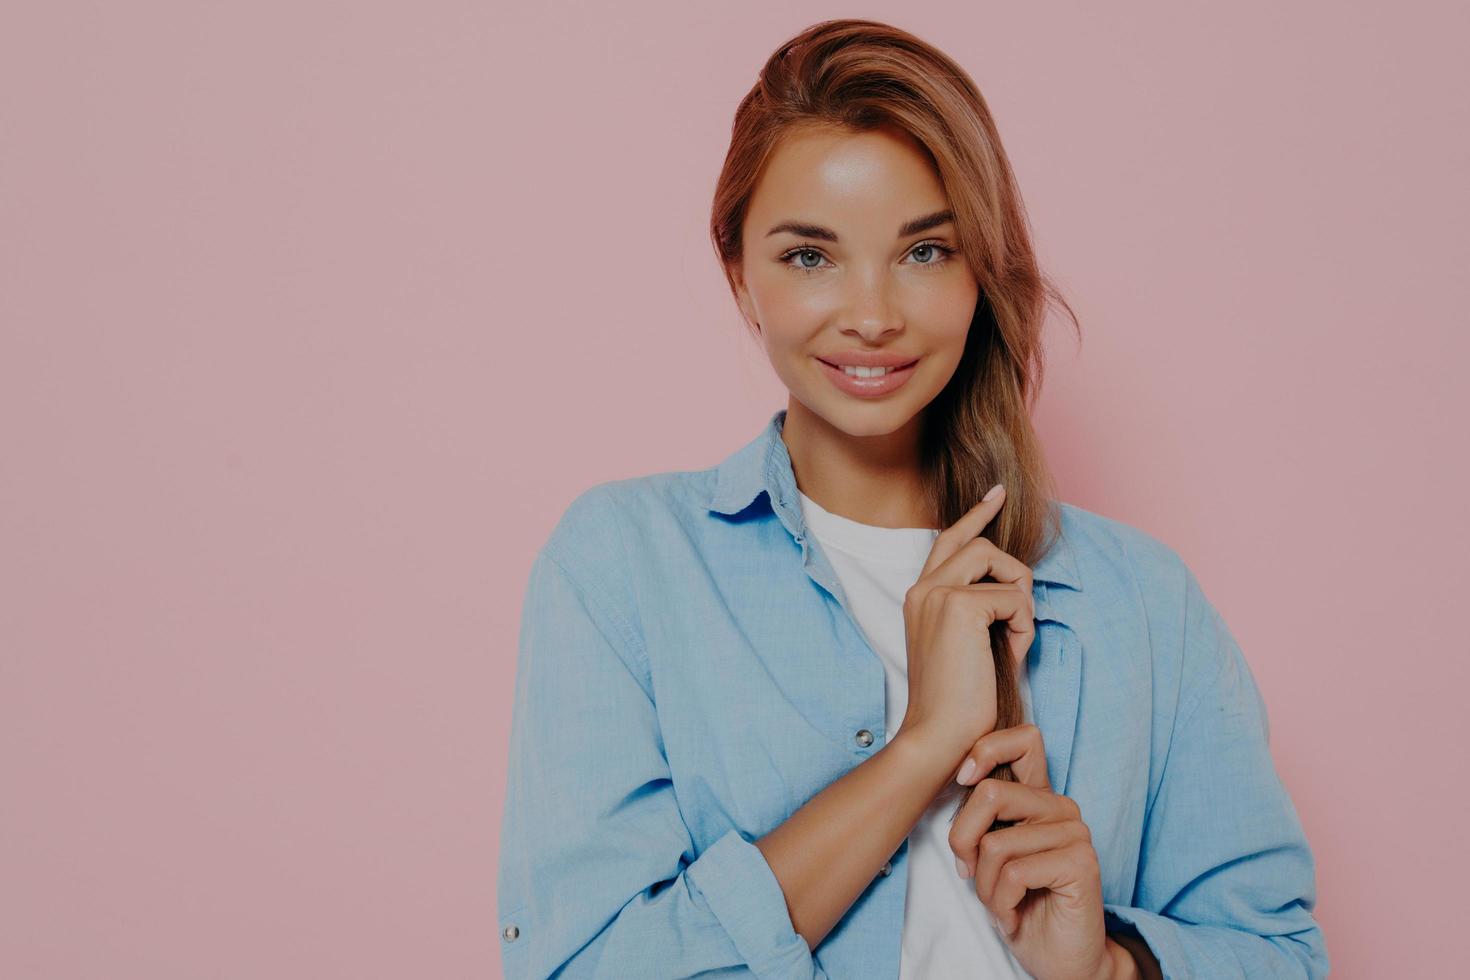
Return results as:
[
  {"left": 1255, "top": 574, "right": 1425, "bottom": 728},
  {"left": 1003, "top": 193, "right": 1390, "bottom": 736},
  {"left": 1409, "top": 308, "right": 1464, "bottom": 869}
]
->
[
  {"left": 907, "top": 242, "right": 956, "bottom": 265},
  {"left": 778, "top": 247, "right": 830, "bottom": 274},
  {"left": 777, "top": 240, "right": 957, "bottom": 275}
]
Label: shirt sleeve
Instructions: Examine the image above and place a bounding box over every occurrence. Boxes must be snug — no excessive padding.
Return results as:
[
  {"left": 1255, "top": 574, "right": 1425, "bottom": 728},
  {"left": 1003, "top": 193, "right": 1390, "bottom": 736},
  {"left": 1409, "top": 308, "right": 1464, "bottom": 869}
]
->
[
  {"left": 1101, "top": 564, "right": 1330, "bottom": 979},
  {"left": 497, "top": 544, "right": 828, "bottom": 980}
]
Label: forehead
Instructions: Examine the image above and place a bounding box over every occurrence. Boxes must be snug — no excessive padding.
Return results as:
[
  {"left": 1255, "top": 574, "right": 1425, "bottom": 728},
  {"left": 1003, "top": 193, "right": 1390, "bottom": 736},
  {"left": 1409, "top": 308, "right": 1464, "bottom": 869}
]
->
[{"left": 747, "top": 124, "right": 948, "bottom": 224}]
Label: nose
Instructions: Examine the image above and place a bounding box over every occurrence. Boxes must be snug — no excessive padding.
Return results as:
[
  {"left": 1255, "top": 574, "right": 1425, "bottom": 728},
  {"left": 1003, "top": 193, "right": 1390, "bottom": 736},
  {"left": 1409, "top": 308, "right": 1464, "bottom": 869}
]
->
[{"left": 838, "top": 272, "right": 904, "bottom": 343}]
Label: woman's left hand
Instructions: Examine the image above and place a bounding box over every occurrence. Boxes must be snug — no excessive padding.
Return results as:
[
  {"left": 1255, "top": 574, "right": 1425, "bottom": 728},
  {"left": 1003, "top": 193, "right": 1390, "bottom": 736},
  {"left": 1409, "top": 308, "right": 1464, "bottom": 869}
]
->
[{"left": 949, "top": 724, "right": 1116, "bottom": 980}]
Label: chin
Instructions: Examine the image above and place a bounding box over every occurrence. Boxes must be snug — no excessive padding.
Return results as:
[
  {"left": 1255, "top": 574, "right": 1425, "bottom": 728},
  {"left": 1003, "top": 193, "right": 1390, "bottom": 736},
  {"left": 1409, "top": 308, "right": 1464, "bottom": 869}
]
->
[{"left": 812, "top": 398, "right": 924, "bottom": 438}]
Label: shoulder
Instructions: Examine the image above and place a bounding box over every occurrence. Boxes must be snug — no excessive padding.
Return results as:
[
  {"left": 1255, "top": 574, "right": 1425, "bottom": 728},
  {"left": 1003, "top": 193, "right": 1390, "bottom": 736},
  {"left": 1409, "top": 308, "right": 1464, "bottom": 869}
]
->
[
  {"left": 538, "top": 466, "right": 720, "bottom": 572},
  {"left": 532, "top": 469, "right": 719, "bottom": 658},
  {"left": 1055, "top": 500, "right": 1188, "bottom": 591},
  {"left": 1056, "top": 500, "right": 1239, "bottom": 705},
  {"left": 1052, "top": 500, "right": 1210, "bottom": 645}
]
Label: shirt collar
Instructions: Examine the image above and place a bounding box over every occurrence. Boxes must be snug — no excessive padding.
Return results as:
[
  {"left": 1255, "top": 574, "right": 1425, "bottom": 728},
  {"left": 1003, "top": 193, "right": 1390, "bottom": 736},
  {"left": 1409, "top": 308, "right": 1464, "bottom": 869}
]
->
[{"left": 707, "top": 407, "right": 1084, "bottom": 594}]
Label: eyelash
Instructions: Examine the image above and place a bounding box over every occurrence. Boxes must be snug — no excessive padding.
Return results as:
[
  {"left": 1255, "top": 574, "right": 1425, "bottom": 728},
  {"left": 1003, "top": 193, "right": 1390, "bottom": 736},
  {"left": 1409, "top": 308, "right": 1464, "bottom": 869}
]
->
[{"left": 777, "top": 240, "right": 958, "bottom": 275}]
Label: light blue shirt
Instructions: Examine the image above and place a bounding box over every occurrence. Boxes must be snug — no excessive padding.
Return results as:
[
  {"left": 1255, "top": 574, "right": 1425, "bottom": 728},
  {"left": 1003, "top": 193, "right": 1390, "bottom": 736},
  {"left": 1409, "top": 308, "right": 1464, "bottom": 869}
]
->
[{"left": 497, "top": 408, "right": 1328, "bottom": 979}]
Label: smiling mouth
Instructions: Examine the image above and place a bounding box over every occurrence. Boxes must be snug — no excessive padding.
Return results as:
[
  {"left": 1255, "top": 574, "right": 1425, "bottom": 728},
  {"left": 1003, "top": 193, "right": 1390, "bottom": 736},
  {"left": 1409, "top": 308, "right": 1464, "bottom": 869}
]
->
[{"left": 816, "top": 358, "right": 920, "bottom": 376}]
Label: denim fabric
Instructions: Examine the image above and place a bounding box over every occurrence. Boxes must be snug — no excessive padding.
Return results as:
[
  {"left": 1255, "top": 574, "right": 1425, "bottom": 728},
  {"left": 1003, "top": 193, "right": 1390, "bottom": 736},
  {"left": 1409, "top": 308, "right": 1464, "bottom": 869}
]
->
[{"left": 497, "top": 408, "right": 1328, "bottom": 979}]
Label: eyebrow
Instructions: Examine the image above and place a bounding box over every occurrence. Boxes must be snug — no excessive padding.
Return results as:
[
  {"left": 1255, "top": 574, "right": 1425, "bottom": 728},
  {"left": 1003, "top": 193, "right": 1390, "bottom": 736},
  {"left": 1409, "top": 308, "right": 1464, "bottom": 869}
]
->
[{"left": 764, "top": 209, "right": 954, "bottom": 241}]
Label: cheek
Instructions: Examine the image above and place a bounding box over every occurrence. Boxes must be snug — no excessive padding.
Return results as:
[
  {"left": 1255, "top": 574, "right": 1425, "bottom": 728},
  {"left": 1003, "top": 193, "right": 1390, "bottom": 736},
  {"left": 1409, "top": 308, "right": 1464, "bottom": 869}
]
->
[
  {"left": 912, "top": 282, "right": 980, "bottom": 373},
  {"left": 913, "top": 277, "right": 980, "bottom": 329},
  {"left": 744, "top": 260, "right": 837, "bottom": 314},
  {"left": 760, "top": 280, "right": 835, "bottom": 324}
]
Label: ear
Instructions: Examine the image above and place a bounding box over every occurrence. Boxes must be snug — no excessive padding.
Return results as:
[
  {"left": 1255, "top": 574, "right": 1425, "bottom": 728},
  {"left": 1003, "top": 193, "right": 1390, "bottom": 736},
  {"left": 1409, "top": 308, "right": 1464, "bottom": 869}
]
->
[{"left": 730, "top": 263, "right": 760, "bottom": 332}]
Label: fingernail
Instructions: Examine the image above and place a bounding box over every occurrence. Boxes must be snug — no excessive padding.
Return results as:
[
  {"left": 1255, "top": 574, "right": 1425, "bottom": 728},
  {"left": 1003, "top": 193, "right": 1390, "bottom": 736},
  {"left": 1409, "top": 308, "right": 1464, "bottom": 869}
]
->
[
  {"left": 957, "top": 757, "right": 977, "bottom": 784},
  {"left": 955, "top": 855, "right": 970, "bottom": 878},
  {"left": 983, "top": 483, "right": 1003, "bottom": 502}
]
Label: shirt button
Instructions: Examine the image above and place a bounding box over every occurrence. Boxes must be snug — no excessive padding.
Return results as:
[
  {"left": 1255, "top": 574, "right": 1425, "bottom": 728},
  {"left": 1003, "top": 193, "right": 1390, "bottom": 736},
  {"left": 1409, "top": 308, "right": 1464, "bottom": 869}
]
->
[
  {"left": 855, "top": 729, "right": 874, "bottom": 747},
  {"left": 879, "top": 860, "right": 892, "bottom": 876},
  {"left": 502, "top": 924, "right": 520, "bottom": 942}
]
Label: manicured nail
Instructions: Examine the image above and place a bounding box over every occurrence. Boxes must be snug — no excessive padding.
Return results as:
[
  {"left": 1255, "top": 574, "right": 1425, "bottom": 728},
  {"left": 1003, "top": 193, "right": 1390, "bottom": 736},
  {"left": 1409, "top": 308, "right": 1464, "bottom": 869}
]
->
[
  {"left": 957, "top": 757, "right": 977, "bottom": 784},
  {"left": 983, "top": 483, "right": 1003, "bottom": 502},
  {"left": 955, "top": 855, "right": 970, "bottom": 878}
]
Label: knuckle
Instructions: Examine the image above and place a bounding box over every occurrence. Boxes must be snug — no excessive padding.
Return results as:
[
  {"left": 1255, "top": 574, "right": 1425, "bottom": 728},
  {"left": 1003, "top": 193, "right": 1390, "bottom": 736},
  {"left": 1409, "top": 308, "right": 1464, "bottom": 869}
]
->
[{"left": 1075, "top": 844, "right": 1101, "bottom": 878}]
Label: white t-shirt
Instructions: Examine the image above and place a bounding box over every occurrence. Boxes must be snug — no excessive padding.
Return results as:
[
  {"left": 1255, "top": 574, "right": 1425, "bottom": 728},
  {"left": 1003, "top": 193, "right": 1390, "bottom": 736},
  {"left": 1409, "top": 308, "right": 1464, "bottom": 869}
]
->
[{"left": 798, "top": 489, "right": 1035, "bottom": 980}]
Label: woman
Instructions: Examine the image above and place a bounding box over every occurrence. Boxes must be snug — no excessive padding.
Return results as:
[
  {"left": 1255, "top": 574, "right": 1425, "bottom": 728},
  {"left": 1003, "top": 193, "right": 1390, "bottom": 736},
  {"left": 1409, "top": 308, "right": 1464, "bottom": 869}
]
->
[{"left": 497, "top": 18, "right": 1327, "bottom": 980}]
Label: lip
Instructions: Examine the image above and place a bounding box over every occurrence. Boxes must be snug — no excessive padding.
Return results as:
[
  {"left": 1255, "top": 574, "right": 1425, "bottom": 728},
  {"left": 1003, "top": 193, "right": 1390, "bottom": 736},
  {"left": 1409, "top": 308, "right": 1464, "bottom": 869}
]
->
[
  {"left": 816, "top": 350, "right": 921, "bottom": 368},
  {"left": 815, "top": 356, "right": 920, "bottom": 398}
]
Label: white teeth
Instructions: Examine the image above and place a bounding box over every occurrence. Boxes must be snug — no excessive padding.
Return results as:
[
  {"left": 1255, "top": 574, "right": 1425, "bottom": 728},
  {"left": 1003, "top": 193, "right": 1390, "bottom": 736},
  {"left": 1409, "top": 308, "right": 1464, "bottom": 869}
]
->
[{"left": 842, "top": 365, "right": 893, "bottom": 378}]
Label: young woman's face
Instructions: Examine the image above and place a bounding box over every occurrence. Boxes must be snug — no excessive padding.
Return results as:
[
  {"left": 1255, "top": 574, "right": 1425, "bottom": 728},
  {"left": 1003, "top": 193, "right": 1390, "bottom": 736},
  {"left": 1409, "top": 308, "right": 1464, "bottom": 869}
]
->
[{"left": 734, "top": 124, "right": 979, "bottom": 438}]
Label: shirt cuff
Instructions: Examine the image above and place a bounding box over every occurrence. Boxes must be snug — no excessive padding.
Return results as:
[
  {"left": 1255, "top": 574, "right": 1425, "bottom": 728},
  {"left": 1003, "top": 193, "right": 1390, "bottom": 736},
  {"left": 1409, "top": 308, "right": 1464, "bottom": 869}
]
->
[
  {"left": 1104, "top": 904, "right": 1188, "bottom": 978},
  {"left": 685, "top": 828, "right": 819, "bottom": 980}
]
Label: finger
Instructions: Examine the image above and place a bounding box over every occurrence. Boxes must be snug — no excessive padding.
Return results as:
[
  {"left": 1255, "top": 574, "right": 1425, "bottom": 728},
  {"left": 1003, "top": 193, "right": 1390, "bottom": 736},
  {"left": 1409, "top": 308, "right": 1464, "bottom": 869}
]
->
[
  {"left": 934, "top": 543, "right": 1036, "bottom": 670},
  {"left": 971, "top": 820, "right": 1089, "bottom": 906},
  {"left": 947, "top": 778, "right": 1075, "bottom": 875},
  {"left": 942, "top": 535, "right": 1035, "bottom": 590},
  {"left": 942, "top": 583, "right": 1035, "bottom": 674},
  {"left": 990, "top": 840, "right": 1100, "bottom": 932},
  {"left": 922, "top": 483, "right": 1005, "bottom": 576},
  {"left": 954, "top": 723, "right": 1051, "bottom": 791}
]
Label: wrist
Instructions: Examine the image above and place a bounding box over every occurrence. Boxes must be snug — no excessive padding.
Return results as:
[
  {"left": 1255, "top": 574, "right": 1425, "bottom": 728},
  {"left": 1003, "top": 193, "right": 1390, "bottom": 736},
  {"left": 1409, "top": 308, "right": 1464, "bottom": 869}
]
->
[
  {"left": 1108, "top": 930, "right": 1163, "bottom": 980},
  {"left": 1104, "top": 936, "right": 1140, "bottom": 980},
  {"left": 886, "top": 727, "right": 974, "bottom": 800},
  {"left": 892, "top": 723, "right": 972, "bottom": 769}
]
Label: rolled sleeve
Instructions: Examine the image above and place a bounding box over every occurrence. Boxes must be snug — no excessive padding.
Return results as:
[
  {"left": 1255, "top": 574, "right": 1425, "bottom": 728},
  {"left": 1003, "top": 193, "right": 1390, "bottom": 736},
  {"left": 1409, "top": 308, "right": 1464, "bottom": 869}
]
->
[
  {"left": 497, "top": 538, "right": 824, "bottom": 980},
  {"left": 686, "top": 828, "right": 827, "bottom": 979},
  {"left": 1102, "top": 564, "right": 1329, "bottom": 979}
]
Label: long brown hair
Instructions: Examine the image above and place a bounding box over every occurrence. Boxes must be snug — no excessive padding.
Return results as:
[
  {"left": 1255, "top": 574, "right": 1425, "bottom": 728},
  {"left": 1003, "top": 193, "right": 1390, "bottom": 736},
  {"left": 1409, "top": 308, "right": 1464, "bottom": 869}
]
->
[{"left": 709, "top": 19, "right": 1082, "bottom": 825}]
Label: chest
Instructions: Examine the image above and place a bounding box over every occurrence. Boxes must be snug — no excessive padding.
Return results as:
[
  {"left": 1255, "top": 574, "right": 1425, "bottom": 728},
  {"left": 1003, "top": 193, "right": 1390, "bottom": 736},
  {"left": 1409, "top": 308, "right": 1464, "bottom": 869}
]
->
[{"left": 630, "top": 523, "right": 1152, "bottom": 889}]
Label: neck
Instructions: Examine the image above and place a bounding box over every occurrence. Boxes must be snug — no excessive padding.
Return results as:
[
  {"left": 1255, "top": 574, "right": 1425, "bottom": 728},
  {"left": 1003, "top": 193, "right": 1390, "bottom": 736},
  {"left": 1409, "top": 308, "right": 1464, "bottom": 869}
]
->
[{"left": 781, "top": 397, "right": 938, "bottom": 530}]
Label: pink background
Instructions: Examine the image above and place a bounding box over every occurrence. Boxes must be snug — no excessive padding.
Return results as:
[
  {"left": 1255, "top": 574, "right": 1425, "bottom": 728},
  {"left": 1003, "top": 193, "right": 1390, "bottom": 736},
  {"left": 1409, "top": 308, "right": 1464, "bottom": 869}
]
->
[{"left": 3, "top": 2, "right": 1465, "bottom": 977}]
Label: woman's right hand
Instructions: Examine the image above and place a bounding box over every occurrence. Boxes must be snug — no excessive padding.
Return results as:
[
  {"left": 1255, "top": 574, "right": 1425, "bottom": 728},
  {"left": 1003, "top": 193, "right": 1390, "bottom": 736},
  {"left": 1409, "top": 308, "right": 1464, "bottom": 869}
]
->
[{"left": 897, "top": 484, "right": 1036, "bottom": 762}]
